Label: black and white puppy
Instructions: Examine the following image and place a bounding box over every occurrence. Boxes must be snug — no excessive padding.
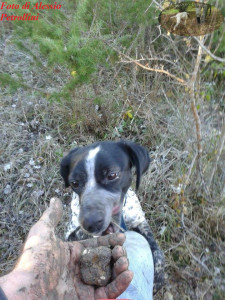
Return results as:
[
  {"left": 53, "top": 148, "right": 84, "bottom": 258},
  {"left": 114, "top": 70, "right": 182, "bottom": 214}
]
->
[
  {"left": 60, "top": 140, "right": 165, "bottom": 294},
  {"left": 60, "top": 140, "right": 150, "bottom": 236}
]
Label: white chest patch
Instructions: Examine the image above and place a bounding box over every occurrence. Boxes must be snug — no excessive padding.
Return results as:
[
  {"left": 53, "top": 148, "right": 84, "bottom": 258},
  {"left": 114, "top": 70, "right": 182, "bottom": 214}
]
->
[{"left": 85, "top": 146, "right": 100, "bottom": 190}]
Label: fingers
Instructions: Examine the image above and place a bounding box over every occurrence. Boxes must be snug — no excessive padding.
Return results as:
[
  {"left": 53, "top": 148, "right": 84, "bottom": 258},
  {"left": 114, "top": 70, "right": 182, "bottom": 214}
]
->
[
  {"left": 112, "top": 245, "right": 126, "bottom": 261},
  {"left": 77, "top": 233, "right": 132, "bottom": 299},
  {"left": 40, "top": 197, "right": 63, "bottom": 228},
  {"left": 113, "top": 256, "right": 129, "bottom": 276},
  {"left": 79, "top": 233, "right": 126, "bottom": 248},
  {"left": 93, "top": 242, "right": 132, "bottom": 299},
  {"left": 27, "top": 197, "right": 63, "bottom": 239},
  {"left": 112, "top": 246, "right": 129, "bottom": 276},
  {"left": 95, "top": 270, "right": 133, "bottom": 300},
  {"left": 112, "top": 245, "right": 127, "bottom": 276},
  {"left": 68, "top": 241, "right": 84, "bottom": 266}
]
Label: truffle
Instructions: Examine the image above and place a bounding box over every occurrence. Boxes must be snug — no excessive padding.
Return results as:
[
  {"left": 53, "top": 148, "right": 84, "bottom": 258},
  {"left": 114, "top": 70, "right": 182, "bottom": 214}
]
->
[{"left": 80, "top": 246, "right": 112, "bottom": 286}]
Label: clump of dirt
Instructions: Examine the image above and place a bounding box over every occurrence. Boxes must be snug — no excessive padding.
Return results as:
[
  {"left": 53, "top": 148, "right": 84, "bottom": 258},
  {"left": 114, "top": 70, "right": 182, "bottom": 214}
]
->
[{"left": 80, "top": 246, "right": 112, "bottom": 286}]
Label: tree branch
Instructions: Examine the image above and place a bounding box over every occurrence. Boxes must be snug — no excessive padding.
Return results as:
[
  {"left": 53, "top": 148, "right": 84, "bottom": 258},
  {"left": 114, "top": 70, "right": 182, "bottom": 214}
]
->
[
  {"left": 194, "top": 37, "right": 225, "bottom": 63},
  {"left": 188, "top": 36, "right": 204, "bottom": 159},
  {"left": 119, "top": 52, "right": 186, "bottom": 85},
  {"left": 208, "top": 123, "right": 225, "bottom": 189}
]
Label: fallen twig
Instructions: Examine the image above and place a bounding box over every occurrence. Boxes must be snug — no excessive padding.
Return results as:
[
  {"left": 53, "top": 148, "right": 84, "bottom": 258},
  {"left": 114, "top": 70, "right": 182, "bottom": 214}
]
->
[{"left": 119, "top": 52, "right": 186, "bottom": 85}]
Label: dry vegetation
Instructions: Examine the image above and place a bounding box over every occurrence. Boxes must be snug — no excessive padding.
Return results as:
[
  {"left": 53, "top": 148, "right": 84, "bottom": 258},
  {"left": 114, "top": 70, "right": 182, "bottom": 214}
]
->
[{"left": 0, "top": 0, "right": 225, "bottom": 299}]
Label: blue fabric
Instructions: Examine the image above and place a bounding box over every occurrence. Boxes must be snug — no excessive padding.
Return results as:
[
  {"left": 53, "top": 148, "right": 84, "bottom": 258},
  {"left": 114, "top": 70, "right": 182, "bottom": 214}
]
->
[
  {"left": 117, "top": 231, "right": 154, "bottom": 300},
  {"left": 0, "top": 287, "right": 7, "bottom": 300},
  {"left": 120, "top": 215, "right": 127, "bottom": 231}
]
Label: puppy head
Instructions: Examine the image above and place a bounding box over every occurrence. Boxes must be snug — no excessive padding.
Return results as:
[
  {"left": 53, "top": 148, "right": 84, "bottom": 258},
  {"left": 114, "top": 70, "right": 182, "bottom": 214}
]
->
[{"left": 60, "top": 141, "right": 150, "bottom": 235}]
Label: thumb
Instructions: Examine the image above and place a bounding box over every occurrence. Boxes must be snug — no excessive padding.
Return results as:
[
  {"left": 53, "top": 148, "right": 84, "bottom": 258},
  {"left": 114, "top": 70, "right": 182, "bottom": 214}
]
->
[
  {"left": 27, "top": 197, "right": 63, "bottom": 239},
  {"left": 40, "top": 197, "right": 63, "bottom": 228}
]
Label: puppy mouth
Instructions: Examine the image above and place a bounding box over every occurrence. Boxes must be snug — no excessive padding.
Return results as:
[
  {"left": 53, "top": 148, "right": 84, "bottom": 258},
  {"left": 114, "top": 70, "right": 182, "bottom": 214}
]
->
[
  {"left": 102, "top": 219, "right": 126, "bottom": 235},
  {"left": 69, "top": 220, "right": 123, "bottom": 240},
  {"left": 78, "top": 204, "right": 122, "bottom": 236},
  {"left": 102, "top": 222, "right": 115, "bottom": 235},
  {"left": 102, "top": 204, "right": 122, "bottom": 235},
  {"left": 80, "top": 220, "right": 116, "bottom": 236}
]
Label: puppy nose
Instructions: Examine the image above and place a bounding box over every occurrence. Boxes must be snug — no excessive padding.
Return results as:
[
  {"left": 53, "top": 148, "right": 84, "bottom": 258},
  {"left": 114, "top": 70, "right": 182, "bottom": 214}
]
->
[{"left": 83, "top": 215, "right": 104, "bottom": 233}]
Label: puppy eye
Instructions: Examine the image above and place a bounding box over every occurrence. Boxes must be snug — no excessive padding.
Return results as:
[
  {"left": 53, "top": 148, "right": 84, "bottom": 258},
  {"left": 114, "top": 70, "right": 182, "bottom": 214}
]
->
[
  {"left": 71, "top": 181, "right": 79, "bottom": 189},
  {"left": 107, "top": 172, "right": 118, "bottom": 180}
]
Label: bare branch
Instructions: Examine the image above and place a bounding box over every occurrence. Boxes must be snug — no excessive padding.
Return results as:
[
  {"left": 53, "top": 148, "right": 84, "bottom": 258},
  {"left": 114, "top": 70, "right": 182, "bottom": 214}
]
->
[
  {"left": 188, "top": 248, "right": 213, "bottom": 276},
  {"left": 119, "top": 52, "right": 186, "bottom": 85},
  {"left": 208, "top": 123, "right": 225, "bottom": 189},
  {"left": 190, "top": 101, "right": 202, "bottom": 157},
  {"left": 188, "top": 36, "right": 204, "bottom": 159},
  {"left": 183, "top": 152, "right": 198, "bottom": 188},
  {"left": 194, "top": 37, "right": 225, "bottom": 63}
]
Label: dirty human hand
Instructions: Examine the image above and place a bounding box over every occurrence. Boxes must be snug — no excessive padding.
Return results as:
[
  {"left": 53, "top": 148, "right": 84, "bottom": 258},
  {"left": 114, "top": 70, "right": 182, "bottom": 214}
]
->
[{"left": 0, "top": 198, "right": 133, "bottom": 300}]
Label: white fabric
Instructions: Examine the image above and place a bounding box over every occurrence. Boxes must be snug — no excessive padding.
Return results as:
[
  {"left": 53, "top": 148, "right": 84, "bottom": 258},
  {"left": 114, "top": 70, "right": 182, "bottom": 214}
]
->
[{"left": 117, "top": 231, "right": 154, "bottom": 300}]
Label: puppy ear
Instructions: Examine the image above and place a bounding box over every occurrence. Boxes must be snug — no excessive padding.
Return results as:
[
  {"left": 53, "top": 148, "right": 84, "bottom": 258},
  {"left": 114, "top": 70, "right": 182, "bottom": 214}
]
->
[
  {"left": 60, "top": 148, "right": 80, "bottom": 188},
  {"left": 118, "top": 140, "right": 150, "bottom": 190}
]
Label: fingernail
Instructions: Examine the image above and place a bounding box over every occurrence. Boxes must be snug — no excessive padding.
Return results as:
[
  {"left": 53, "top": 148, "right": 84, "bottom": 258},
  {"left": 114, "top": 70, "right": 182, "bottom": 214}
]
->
[{"left": 50, "top": 198, "right": 56, "bottom": 205}]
